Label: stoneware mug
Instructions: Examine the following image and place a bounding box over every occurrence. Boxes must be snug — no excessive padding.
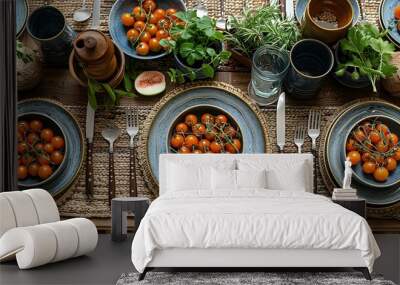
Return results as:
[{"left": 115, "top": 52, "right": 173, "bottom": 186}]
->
[
  {"left": 27, "top": 5, "right": 76, "bottom": 66},
  {"left": 303, "top": 0, "right": 353, "bottom": 44},
  {"left": 284, "top": 39, "right": 334, "bottom": 99}
]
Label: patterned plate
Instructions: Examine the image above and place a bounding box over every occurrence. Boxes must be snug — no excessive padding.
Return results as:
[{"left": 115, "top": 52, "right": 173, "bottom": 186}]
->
[
  {"left": 295, "top": 0, "right": 360, "bottom": 26},
  {"left": 139, "top": 82, "right": 270, "bottom": 196},
  {"left": 325, "top": 101, "right": 400, "bottom": 206},
  {"left": 16, "top": 0, "right": 28, "bottom": 38},
  {"left": 18, "top": 99, "right": 84, "bottom": 198},
  {"left": 379, "top": 0, "right": 400, "bottom": 48}
]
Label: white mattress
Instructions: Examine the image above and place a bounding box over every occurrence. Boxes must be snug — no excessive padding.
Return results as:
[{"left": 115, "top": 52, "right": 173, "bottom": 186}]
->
[{"left": 131, "top": 190, "right": 380, "bottom": 273}]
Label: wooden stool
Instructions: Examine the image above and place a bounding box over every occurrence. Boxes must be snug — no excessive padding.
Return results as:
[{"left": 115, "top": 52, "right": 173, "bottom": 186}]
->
[{"left": 111, "top": 197, "right": 150, "bottom": 241}]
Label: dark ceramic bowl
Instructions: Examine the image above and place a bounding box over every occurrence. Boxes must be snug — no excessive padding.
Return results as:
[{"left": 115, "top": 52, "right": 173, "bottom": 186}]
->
[
  {"left": 17, "top": 113, "right": 68, "bottom": 188},
  {"left": 343, "top": 115, "right": 400, "bottom": 189},
  {"left": 167, "top": 105, "right": 243, "bottom": 153},
  {"left": 109, "top": 0, "right": 186, "bottom": 60},
  {"left": 332, "top": 43, "right": 370, "bottom": 89}
]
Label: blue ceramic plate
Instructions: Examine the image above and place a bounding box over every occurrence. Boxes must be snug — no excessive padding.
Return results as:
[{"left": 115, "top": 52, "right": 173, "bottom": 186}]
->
[
  {"left": 295, "top": 0, "right": 360, "bottom": 26},
  {"left": 146, "top": 86, "right": 267, "bottom": 184},
  {"left": 326, "top": 101, "right": 400, "bottom": 206},
  {"left": 109, "top": 0, "right": 186, "bottom": 60},
  {"left": 342, "top": 115, "right": 400, "bottom": 189},
  {"left": 379, "top": 0, "right": 400, "bottom": 48},
  {"left": 18, "top": 99, "right": 84, "bottom": 197},
  {"left": 16, "top": 0, "right": 28, "bottom": 38}
]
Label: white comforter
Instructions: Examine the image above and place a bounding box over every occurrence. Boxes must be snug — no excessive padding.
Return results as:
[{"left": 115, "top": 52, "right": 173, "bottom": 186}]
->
[{"left": 131, "top": 190, "right": 380, "bottom": 272}]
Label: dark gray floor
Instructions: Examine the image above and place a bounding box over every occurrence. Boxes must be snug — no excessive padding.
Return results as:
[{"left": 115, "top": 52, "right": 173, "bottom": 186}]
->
[{"left": 0, "top": 234, "right": 134, "bottom": 285}]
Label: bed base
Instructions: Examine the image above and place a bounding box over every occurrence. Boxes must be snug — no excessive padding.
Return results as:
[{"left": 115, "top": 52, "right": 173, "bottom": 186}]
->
[{"left": 138, "top": 267, "right": 371, "bottom": 281}]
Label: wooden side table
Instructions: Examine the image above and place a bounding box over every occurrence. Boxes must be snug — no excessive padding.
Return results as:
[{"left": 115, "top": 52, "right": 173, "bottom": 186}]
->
[
  {"left": 111, "top": 197, "right": 150, "bottom": 241},
  {"left": 332, "top": 198, "right": 366, "bottom": 218}
]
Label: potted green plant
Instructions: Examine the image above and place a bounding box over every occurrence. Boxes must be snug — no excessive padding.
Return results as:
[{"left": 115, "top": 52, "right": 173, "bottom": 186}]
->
[
  {"left": 225, "top": 5, "right": 301, "bottom": 67},
  {"left": 160, "top": 10, "right": 231, "bottom": 83},
  {"left": 335, "top": 23, "right": 397, "bottom": 92}
]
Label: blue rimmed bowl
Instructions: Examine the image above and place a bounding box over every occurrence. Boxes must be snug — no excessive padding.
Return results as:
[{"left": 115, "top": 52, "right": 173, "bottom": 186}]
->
[
  {"left": 109, "top": 0, "right": 186, "bottom": 60},
  {"left": 379, "top": 0, "right": 400, "bottom": 48},
  {"left": 16, "top": 0, "right": 28, "bottom": 38},
  {"left": 18, "top": 99, "right": 84, "bottom": 198}
]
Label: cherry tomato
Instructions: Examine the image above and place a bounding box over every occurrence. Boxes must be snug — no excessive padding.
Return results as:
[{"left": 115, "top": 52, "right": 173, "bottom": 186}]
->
[
  {"left": 198, "top": 139, "right": 211, "bottom": 152},
  {"left": 17, "top": 142, "right": 28, "bottom": 154},
  {"left": 192, "top": 149, "right": 203, "bottom": 154},
  {"left": 361, "top": 152, "right": 371, "bottom": 162},
  {"left": 17, "top": 132, "right": 23, "bottom": 142},
  {"left": 40, "top": 128, "right": 54, "bottom": 142},
  {"left": 394, "top": 149, "right": 400, "bottom": 161},
  {"left": 27, "top": 132, "right": 39, "bottom": 144},
  {"left": 201, "top": 113, "right": 214, "bottom": 124},
  {"left": 20, "top": 154, "right": 33, "bottom": 166},
  {"left": 149, "top": 38, "right": 161, "bottom": 52},
  {"left": 133, "top": 6, "right": 146, "bottom": 21},
  {"left": 166, "top": 8, "right": 177, "bottom": 17},
  {"left": 156, "top": 29, "right": 169, "bottom": 40},
  {"left": 29, "top": 120, "right": 43, "bottom": 133},
  {"left": 373, "top": 167, "right": 389, "bottom": 182},
  {"left": 35, "top": 143, "right": 44, "bottom": 152},
  {"left": 178, "top": 146, "right": 191, "bottom": 154},
  {"left": 143, "top": 0, "right": 156, "bottom": 13},
  {"left": 386, "top": 157, "right": 397, "bottom": 172},
  {"left": 51, "top": 151, "right": 64, "bottom": 165},
  {"left": 18, "top": 121, "right": 29, "bottom": 134},
  {"left": 140, "top": 31, "right": 151, "bottom": 43},
  {"left": 185, "top": 114, "right": 198, "bottom": 127},
  {"left": 224, "top": 126, "right": 237, "bottom": 138},
  {"left": 369, "top": 130, "right": 381, "bottom": 145},
  {"left": 347, "top": 150, "right": 361, "bottom": 165},
  {"left": 38, "top": 155, "right": 50, "bottom": 165},
  {"left": 205, "top": 128, "right": 217, "bottom": 141},
  {"left": 175, "top": 123, "right": 189, "bottom": 134},
  {"left": 215, "top": 114, "right": 228, "bottom": 125},
  {"left": 28, "top": 162, "right": 40, "bottom": 177},
  {"left": 157, "top": 19, "right": 171, "bottom": 30},
  {"left": 184, "top": 135, "right": 199, "bottom": 149},
  {"left": 51, "top": 136, "right": 65, "bottom": 149},
  {"left": 136, "top": 42, "right": 150, "bottom": 56},
  {"left": 121, "top": 13, "right": 135, "bottom": 26},
  {"left": 353, "top": 129, "right": 366, "bottom": 142},
  {"left": 376, "top": 123, "right": 390, "bottom": 135},
  {"left": 153, "top": 8, "right": 166, "bottom": 19},
  {"left": 225, "top": 139, "right": 241, "bottom": 153},
  {"left": 362, "top": 161, "right": 376, "bottom": 174},
  {"left": 387, "top": 133, "right": 399, "bottom": 145},
  {"left": 376, "top": 141, "right": 389, "bottom": 153},
  {"left": 134, "top": 20, "right": 146, "bottom": 32},
  {"left": 43, "top": 143, "right": 54, "bottom": 154},
  {"left": 192, "top": 123, "right": 206, "bottom": 136},
  {"left": 146, "top": 23, "right": 158, "bottom": 36},
  {"left": 346, "top": 138, "right": 357, "bottom": 152},
  {"left": 127, "top": 28, "right": 140, "bottom": 41},
  {"left": 210, "top": 141, "right": 223, "bottom": 153},
  {"left": 17, "top": 165, "right": 28, "bottom": 180},
  {"left": 394, "top": 5, "right": 400, "bottom": 19},
  {"left": 38, "top": 165, "right": 53, "bottom": 180},
  {"left": 170, "top": 134, "right": 184, "bottom": 149}
]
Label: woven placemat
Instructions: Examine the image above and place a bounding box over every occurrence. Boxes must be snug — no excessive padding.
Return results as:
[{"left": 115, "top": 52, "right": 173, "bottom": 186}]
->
[
  {"left": 27, "top": 0, "right": 381, "bottom": 33},
  {"left": 57, "top": 103, "right": 337, "bottom": 218}
]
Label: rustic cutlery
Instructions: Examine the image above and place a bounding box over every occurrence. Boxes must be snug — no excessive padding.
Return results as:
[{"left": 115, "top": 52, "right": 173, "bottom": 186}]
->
[
  {"left": 294, "top": 124, "right": 306, "bottom": 154},
  {"left": 85, "top": 103, "right": 95, "bottom": 198},
  {"left": 126, "top": 109, "right": 139, "bottom": 197},
  {"left": 276, "top": 92, "right": 286, "bottom": 153},
  {"left": 216, "top": 0, "right": 226, "bottom": 30},
  {"left": 308, "top": 109, "right": 321, "bottom": 193},
  {"left": 73, "top": 0, "right": 91, "bottom": 23},
  {"left": 102, "top": 123, "right": 121, "bottom": 205}
]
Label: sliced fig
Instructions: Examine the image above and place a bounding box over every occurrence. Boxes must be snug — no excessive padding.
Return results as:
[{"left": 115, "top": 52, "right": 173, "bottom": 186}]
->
[{"left": 134, "top": 71, "right": 166, "bottom": 96}]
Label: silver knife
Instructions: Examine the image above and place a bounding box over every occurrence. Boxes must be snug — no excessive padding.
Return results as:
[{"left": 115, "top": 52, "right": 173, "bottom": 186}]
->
[
  {"left": 85, "top": 1, "right": 101, "bottom": 198},
  {"left": 285, "top": 0, "right": 294, "bottom": 19},
  {"left": 276, "top": 92, "right": 286, "bottom": 153}
]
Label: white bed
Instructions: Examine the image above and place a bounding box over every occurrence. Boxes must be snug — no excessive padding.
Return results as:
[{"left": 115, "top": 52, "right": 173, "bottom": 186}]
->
[{"left": 131, "top": 154, "right": 380, "bottom": 280}]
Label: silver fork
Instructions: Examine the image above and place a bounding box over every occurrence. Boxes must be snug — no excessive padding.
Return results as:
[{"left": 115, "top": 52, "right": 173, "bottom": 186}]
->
[
  {"left": 308, "top": 109, "right": 321, "bottom": 151},
  {"left": 294, "top": 124, "right": 306, "bottom": 154},
  {"left": 126, "top": 109, "right": 139, "bottom": 197}
]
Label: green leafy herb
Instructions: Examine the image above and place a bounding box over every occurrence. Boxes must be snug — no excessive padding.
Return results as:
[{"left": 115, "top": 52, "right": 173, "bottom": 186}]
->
[
  {"left": 336, "top": 23, "right": 397, "bottom": 93},
  {"left": 160, "top": 10, "right": 231, "bottom": 83},
  {"left": 16, "top": 41, "right": 33, "bottom": 64},
  {"left": 225, "top": 5, "right": 301, "bottom": 57}
]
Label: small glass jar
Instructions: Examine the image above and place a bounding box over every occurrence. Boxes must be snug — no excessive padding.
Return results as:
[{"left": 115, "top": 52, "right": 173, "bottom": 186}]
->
[{"left": 248, "top": 45, "right": 290, "bottom": 105}]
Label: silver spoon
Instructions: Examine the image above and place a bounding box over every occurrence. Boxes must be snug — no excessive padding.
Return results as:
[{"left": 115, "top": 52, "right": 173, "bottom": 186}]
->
[
  {"left": 73, "top": 0, "right": 91, "bottom": 23},
  {"left": 216, "top": 0, "right": 226, "bottom": 30},
  {"left": 194, "top": 0, "right": 208, "bottom": 18}
]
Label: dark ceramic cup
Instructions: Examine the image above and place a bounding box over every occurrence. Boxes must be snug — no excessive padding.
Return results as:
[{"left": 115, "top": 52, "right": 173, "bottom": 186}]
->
[
  {"left": 27, "top": 6, "right": 76, "bottom": 66},
  {"left": 284, "top": 39, "right": 334, "bottom": 99}
]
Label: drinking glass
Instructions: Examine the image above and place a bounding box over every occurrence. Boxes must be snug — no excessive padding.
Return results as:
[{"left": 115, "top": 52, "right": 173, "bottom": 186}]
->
[{"left": 249, "top": 45, "right": 290, "bottom": 105}]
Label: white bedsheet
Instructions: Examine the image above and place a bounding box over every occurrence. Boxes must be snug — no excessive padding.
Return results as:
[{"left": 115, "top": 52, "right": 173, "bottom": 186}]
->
[{"left": 131, "top": 190, "right": 380, "bottom": 273}]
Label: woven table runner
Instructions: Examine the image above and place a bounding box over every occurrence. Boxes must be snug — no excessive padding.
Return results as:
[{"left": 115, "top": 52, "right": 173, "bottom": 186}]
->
[{"left": 58, "top": 104, "right": 338, "bottom": 218}]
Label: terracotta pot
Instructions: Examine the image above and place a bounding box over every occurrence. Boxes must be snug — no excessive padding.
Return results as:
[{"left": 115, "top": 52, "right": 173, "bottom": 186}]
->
[
  {"left": 382, "top": 52, "right": 400, "bottom": 97},
  {"left": 69, "top": 42, "right": 125, "bottom": 88},
  {"left": 303, "top": 0, "right": 353, "bottom": 44}
]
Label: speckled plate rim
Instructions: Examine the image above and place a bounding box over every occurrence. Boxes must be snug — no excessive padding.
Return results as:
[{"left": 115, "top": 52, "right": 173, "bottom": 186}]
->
[
  {"left": 17, "top": 98, "right": 85, "bottom": 200},
  {"left": 138, "top": 81, "right": 271, "bottom": 197}
]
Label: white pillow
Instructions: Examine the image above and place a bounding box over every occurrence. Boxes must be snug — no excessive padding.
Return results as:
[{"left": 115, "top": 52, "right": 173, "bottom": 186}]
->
[
  {"left": 211, "top": 168, "right": 236, "bottom": 190},
  {"left": 236, "top": 169, "right": 267, "bottom": 189},
  {"left": 265, "top": 162, "right": 307, "bottom": 191}
]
